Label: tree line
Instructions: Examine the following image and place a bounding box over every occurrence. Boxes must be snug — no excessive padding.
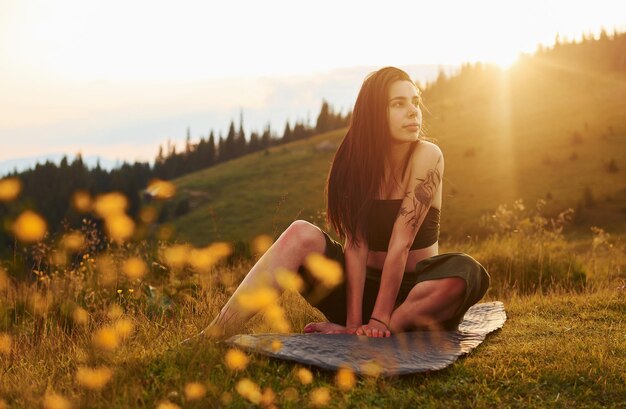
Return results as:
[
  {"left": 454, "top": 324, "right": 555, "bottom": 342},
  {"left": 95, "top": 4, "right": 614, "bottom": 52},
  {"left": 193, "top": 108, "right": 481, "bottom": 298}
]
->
[
  {"left": 152, "top": 100, "right": 348, "bottom": 179},
  {"left": 0, "top": 100, "right": 350, "bottom": 261},
  {"left": 423, "top": 28, "right": 626, "bottom": 101}
]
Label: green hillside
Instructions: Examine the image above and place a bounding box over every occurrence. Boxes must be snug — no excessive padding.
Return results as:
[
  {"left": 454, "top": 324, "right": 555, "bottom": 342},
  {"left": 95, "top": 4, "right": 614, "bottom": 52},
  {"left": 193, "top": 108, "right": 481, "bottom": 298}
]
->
[
  {"left": 426, "top": 58, "right": 626, "bottom": 238},
  {"left": 171, "top": 133, "right": 340, "bottom": 246},
  {"left": 168, "top": 58, "right": 626, "bottom": 248}
]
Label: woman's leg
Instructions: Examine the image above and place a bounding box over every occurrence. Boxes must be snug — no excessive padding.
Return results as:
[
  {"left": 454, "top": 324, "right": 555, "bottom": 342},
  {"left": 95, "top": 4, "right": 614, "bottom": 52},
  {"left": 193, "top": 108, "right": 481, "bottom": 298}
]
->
[
  {"left": 388, "top": 277, "right": 466, "bottom": 332},
  {"left": 389, "top": 252, "right": 490, "bottom": 332},
  {"left": 202, "top": 220, "right": 327, "bottom": 337}
]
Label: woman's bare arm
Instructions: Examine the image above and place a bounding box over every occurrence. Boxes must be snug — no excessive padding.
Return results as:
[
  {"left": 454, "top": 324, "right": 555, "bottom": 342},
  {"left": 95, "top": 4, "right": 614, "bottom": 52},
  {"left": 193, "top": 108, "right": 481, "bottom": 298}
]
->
[
  {"left": 369, "top": 143, "right": 444, "bottom": 327},
  {"left": 343, "top": 232, "right": 369, "bottom": 328}
]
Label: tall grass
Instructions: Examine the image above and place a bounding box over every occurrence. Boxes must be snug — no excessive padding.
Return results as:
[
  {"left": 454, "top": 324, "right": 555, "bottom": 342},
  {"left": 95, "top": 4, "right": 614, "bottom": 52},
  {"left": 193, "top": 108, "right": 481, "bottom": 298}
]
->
[
  {"left": 1, "top": 194, "right": 624, "bottom": 408},
  {"left": 465, "top": 200, "right": 588, "bottom": 297}
]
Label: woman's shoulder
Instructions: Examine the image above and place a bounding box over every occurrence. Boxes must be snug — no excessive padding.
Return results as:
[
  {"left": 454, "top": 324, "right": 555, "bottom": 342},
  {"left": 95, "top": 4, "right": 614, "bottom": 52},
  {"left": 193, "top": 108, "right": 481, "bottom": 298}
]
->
[
  {"left": 414, "top": 140, "right": 443, "bottom": 157},
  {"left": 410, "top": 140, "right": 444, "bottom": 170}
]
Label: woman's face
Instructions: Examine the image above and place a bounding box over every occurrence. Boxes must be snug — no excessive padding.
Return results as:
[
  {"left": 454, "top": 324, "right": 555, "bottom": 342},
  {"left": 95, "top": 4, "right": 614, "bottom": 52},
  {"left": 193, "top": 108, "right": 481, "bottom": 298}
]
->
[{"left": 387, "top": 80, "right": 422, "bottom": 143}]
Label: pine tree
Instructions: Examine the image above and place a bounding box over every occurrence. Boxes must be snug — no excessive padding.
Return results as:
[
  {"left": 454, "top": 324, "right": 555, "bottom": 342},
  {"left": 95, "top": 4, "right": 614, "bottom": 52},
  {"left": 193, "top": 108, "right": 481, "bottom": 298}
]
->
[
  {"left": 217, "top": 133, "right": 226, "bottom": 163},
  {"left": 261, "top": 123, "right": 271, "bottom": 149},
  {"left": 282, "top": 121, "right": 292, "bottom": 142},
  {"left": 207, "top": 130, "right": 216, "bottom": 167},
  {"left": 185, "top": 127, "right": 192, "bottom": 154},
  {"left": 248, "top": 131, "right": 260, "bottom": 153},
  {"left": 293, "top": 121, "right": 306, "bottom": 140},
  {"left": 316, "top": 100, "right": 330, "bottom": 134},
  {"left": 224, "top": 120, "right": 237, "bottom": 161},
  {"left": 235, "top": 109, "right": 247, "bottom": 156}
]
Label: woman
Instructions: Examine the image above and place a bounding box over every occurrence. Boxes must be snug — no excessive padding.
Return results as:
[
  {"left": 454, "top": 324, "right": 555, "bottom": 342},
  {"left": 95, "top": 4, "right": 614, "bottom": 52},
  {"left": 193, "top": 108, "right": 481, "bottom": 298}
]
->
[{"left": 199, "top": 66, "right": 490, "bottom": 339}]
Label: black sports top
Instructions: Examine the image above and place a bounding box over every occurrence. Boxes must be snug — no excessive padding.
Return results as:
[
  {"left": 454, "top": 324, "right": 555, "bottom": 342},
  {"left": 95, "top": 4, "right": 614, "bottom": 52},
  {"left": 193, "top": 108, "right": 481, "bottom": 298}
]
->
[{"left": 367, "top": 199, "right": 440, "bottom": 251}]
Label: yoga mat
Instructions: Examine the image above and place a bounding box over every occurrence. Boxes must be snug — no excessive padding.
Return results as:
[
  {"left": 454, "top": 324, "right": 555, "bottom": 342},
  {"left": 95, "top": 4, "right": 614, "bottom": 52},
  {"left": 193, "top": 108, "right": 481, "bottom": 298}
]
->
[{"left": 225, "top": 301, "right": 506, "bottom": 376}]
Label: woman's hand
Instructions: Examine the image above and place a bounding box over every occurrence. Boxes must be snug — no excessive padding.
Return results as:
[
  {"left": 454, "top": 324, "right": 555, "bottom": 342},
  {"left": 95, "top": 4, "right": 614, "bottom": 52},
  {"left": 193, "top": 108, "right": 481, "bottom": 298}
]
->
[{"left": 355, "top": 319, "right": 391, "bottom": 338}]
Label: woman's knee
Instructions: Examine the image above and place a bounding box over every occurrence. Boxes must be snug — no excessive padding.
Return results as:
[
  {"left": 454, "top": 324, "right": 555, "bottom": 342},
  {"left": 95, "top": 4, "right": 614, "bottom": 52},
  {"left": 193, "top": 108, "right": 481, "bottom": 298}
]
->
[
  {"left": 455, "top": 253, "right": 490, "bottom": 289},
  {"left": 281, "top": 220, "right": 326, "bottom": 254},
  {"left": 442, "top": 277, "right": 466, "bottom": 299},
  {"left": 445, "top": 253, "right": 489, "bottom": 281}
]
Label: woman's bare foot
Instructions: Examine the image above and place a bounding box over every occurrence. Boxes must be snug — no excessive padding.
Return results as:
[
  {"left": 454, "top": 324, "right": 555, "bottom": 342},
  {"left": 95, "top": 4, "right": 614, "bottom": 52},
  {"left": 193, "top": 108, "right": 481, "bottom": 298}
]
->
[
  {"left": 304, "top": 322, "right": 349, "bottom": 334},
  {"left": 179, "top": 325, "right": 231, "bottom": 346}
]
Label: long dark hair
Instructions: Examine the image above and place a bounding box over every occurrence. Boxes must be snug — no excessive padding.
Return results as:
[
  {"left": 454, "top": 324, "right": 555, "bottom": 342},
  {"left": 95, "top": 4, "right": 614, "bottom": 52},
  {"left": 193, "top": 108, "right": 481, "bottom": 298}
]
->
[{"left": 325, "top": 67, "right": 422, "bottom": 247}]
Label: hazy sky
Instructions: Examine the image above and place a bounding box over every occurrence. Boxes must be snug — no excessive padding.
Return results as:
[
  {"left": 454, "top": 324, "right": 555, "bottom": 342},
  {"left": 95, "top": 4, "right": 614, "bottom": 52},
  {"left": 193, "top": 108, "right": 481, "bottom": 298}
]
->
[{"left": 1, "top": 0, "right": 624, "bottom": 169}]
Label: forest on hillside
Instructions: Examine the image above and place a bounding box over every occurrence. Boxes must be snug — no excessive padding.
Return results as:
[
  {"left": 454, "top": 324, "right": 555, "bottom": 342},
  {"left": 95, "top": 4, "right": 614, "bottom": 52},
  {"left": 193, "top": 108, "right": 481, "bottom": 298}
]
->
[{"left": 0, "top": 101, "right": 349, "bottom": 260}]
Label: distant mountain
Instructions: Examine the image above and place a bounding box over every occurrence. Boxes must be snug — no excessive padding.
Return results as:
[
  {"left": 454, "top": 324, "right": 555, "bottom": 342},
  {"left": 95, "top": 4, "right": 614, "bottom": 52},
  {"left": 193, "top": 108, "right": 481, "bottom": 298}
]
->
[{"left": 0, "top": 154, "right": 134, "bottom": 177}]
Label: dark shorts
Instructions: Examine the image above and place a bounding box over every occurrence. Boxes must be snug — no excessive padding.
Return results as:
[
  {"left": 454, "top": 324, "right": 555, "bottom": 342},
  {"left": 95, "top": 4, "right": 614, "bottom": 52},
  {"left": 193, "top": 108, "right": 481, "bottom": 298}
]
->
[{"left": 296, "top": 229, "right": 491, "bottom": 330}]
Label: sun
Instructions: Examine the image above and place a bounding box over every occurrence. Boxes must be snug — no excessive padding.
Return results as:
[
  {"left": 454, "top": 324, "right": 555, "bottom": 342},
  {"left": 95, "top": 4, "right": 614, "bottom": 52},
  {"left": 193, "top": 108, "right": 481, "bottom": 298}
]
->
[{"left": 489, "top": 51, "right": 521, "bottom": 70}]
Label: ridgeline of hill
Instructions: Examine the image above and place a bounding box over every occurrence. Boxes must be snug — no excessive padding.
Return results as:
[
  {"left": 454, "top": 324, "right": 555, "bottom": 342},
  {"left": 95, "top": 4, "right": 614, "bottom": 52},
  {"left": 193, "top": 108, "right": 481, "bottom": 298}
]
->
[{"left": 169, "top": 40, "right": 626, "bottom": 247}]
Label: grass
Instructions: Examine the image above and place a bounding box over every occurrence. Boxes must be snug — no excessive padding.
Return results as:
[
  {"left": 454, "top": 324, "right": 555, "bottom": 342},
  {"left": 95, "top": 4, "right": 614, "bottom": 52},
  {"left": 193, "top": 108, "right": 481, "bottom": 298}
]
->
[
  {"left": 0, "top": 205, "right": 624, "bottom": 408},
  {"left": 170, "top": 132, "right": 339, "bottom": 247},
  {"left": 1, "top": 271, "right": 624, "bottom": 408}
]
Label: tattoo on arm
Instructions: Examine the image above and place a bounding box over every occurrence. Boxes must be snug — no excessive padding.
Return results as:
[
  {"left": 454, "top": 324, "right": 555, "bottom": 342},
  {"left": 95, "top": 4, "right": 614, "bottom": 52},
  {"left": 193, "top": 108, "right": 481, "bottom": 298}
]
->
[{"left": 398, "top": 157, "right": 442, "bottom": 230}]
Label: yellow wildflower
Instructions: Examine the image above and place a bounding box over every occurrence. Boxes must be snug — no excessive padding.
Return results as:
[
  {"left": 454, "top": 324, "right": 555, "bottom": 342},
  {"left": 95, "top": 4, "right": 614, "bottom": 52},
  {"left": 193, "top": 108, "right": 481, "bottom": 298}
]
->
[
  {"left": 260, "top": 387, "right": 276, "bottom": 407},
  {"left": 161, "top": 244, "right": 190, "bottom": 270},
  {"left": 361, "top": 360, "right": 382, "bottom": 378},
  {"left": 0, "top": 177, "right": 21, "bottom": 201},
  {"left": 92, "top": 326, "right": 119, "bottom": 351},
  {"left": 75, "top": 366, "right": 113, "bottom": 390},
  {"left": 275, "top": 268, "right": 304, "bottom": 292},
  {"left": 335, "top": 367, "right": 356, "bottom": 391},
  {"left": 42, "top": 393, "right": 72, "bottom": 409},
  {"left": 296, "top": 367, "right": 313, "bottom": 385},
  {"left": 225, "top": 348, "right": 249, "bottom": 371},
  {"left": 271, "top": 339, "right": 282, "bottom": 352},
  {"left": 104, "top": 213, "right": 135, "bottom": 243},
  {"left": 12, "top": 210, "right": 47, "bottom": 242},
  {"left": 71, "top": 190, "right": 92, "bottom": 213},
  {"left": 309, "top": 387, "right": 331, "bottom": 407},
  {"left": 251, "top": 234, "right": 273, "bottom": 255},
  {"left": 184, "top": 382, "right": 206, "bottom": 401},
  {"left": 264, "top": 304, "right": 290, "bottom": 333},
  {"left": 236, "top": 287, "right": 278, "bottom": 313},
  {"left": 122, "top": 257, "right": 147, "bottom": 280},
  {"left": 235, "top": 378, "right": 261, "bottom": 404},
  {"left": 188, "top": 247, "right": 217, "bottom": 273},
  {"left": 93, "top": 192, "right": 127, "bottom": 218},
  {"left": 209, "top": 241, "right": 232, "bottom": 258},
  {"left": 146, "top": 179, "right": 176, "bottom": 199},
  {"left": 113, "top": 318, "right": 134, "bottom": 340},
  {"left": 304, "top": 253, "right": 343, "bottom": 288},
  {"left": 0, "top": 333, "right": 11, "bottom": 354}
]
